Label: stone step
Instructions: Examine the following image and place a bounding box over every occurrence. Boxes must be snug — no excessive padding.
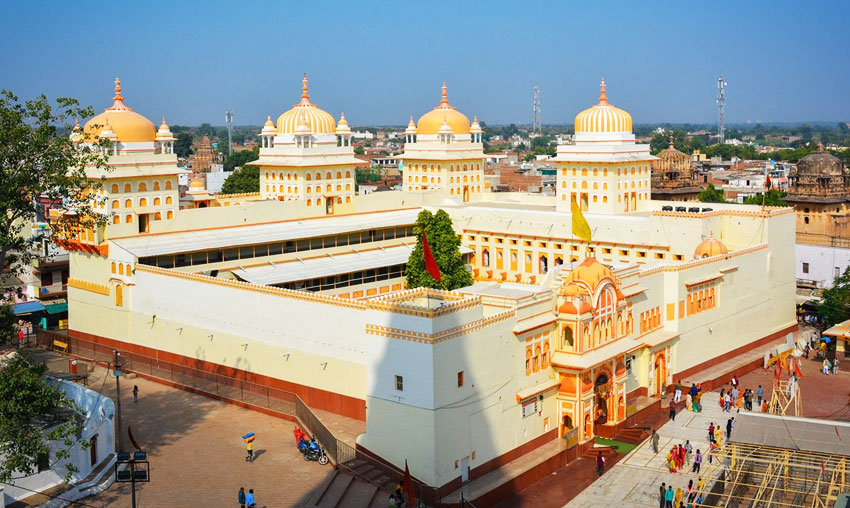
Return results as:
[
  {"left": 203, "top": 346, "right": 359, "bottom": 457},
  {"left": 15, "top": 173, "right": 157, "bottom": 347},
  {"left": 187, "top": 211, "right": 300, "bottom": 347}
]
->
[
  {"left": 337, "top": 479, "right": 378, "bottom": 508},
  {"left": 316, "top": 472, "right": 354, "bottom": 508},
  {"left": 306, "top": 471, "right": 338, "bottom": 507}
]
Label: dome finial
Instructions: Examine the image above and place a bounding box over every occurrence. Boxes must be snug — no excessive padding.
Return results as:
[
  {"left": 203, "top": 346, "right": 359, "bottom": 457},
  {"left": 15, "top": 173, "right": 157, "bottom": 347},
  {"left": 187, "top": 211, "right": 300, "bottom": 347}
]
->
[
  {"left": 598, "top": 78, "right": 608, "bottom": 105},
  {"left": 816, "top": 142, "right": 824, "bottom": 152},
  {"left": 301, "top": 73, "right": 310, "bottom": 101},
  {"left": 114, "top": 78, "right": 123, "bottom": 100},
  {"left": 668, "top": 132, "right": 675, "bottom": 149},
  {"left": 440, "top": 82, "right": 448, "bottom": 106}
]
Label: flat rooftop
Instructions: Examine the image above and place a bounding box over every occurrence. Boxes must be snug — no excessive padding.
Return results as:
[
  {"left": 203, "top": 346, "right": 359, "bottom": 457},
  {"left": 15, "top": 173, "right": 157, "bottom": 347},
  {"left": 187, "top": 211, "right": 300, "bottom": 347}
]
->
[{"left": 730, "top": 412, "right": 850, "bottom": 456}]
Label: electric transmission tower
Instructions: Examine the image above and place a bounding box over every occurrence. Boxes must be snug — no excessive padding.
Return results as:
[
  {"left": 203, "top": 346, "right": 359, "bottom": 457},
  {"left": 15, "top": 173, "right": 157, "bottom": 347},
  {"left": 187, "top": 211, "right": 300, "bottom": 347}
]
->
[
  {"left": 716, "top": 77, "right": 727, "bottom": 144},
  {"left": 532, "top": 86, "right": 541, "bottom": 134},
  {"left": 225, "top": 109, "right": 234, "bottom": 156}
]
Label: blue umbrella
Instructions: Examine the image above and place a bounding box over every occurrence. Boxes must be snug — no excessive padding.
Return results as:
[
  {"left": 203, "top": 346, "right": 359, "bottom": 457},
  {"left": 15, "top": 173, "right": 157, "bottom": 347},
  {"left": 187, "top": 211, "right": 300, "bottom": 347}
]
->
[{"left": 822, "top": 337, "right": 831, "bottom": 344}]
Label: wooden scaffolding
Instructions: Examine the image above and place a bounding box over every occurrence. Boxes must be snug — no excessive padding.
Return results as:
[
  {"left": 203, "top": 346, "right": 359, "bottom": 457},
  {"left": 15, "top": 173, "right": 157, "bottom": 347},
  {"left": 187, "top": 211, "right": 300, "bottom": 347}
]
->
[
  {"left": 767, "top": 379, "right": 802, "bottom": 416},
  {"left": 691, "top": 442, "right": 847, "bottom": 508}
]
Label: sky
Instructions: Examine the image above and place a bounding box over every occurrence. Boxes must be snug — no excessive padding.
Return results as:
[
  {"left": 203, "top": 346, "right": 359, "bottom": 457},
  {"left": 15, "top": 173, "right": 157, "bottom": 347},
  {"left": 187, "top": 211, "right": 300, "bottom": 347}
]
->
[{"left": 2, "top": 1, "right": 848, "bottom": 127}]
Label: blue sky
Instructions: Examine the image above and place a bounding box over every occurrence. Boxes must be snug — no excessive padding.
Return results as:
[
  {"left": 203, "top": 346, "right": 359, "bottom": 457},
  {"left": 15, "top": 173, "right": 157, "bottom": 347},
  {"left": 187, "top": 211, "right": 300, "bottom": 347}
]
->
[{"left": 2, "top": 1, "right": 847, "bottom": 126}]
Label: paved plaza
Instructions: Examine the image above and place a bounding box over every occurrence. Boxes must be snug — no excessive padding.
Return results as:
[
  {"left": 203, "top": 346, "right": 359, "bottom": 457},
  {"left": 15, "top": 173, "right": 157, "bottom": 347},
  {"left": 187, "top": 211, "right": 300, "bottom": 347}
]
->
[
  {"left": 83, "top": 367, "right": 332, "bottom": 508},
  {"left": 565, "top": 391, "right": 731, "bottom": 508}
]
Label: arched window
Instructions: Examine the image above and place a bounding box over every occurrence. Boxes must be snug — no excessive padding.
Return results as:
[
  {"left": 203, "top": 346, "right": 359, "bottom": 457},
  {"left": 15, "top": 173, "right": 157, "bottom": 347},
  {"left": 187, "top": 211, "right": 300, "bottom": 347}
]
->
[
  {"left": 118, "top": 264, "right": 124, "bottom": 275},
  {"left": 306, "top": 173, "right": 311, "bottom": 181},
  {"left": 165, "top": 180, "right": 173, "bottom": 190},
  {"left": 124, "top": 183, "right": 132, "bottom": 192},
  {"left": 124, "top": 198, "right": 132, "bottom": 208},
  {"left": 345, "top": 170, "right": 351, "bottom": 178},
  {"left": 482, "top": 249, "right": 490, "bottom": 267},
  {"left": 336, "top": 171, "right": 342, "bottom": 179},
  {"left": 345, "top": 183, "right": 351, "bottom": 191},
  {"left": 111, "top": 262, "right": 116, "bottom": 273},
  {"left": 115, "top": 284, "right": 123, "bottom": 307},
  {"left": 326, "top": 172, "right": 332, "bottom": 180},
  {"left": 154, "top": 197, "right": 161, "bottom": 206},
  {"left": 345, "top": 196, "right": 351, "bottom": 203},
  {"left": 138, "top": 182, "right": 147, "bottom": 191},
  {"left": 111, "top": 200, "right": 120, "bottom": 209},
  {"left": 139, "top": 198, "right": 148, "bottom": 207},
  {"left": 111, "top": 184, "right": 119, "bottom": 193},
  {"left": 125, "top": 214, "right": 134, "bottom": 223},
  {"left": 315, "top": 172, "right": 322, "bottom": 180},
  {"left": 167, "top": 210, "right": 173, "bottom": 219},
  {"left": 166, "top": 196, "right": 173, "bottom": 205},
  {"left": 112, "top": 215, "right": 120, "bottom": 224},
  {"left": 153, "top": 181, "right": 160, "bottom": 190}
]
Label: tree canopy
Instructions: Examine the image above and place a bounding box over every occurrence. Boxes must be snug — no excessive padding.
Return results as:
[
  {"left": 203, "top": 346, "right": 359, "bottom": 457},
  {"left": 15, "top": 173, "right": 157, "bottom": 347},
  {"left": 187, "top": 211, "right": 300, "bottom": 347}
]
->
[
  {"left": 698, "top": 184, "right": 727, "bottom": 203},
  {"left": 0, "top": 354, "right": 85, "bottom": 482},
  {"left": 223, "top": 146, "right": 259, "bottom": 172},
  {"left": 817, "top": 267, "right": 850, "bottom": 327},
  {"left": 174, "top": 132, "right": 194, "bottom": 158},
  {"left": 406, "top": 209, "right": 473, "bottom": 291},
  {"left": 220, "top": 164, "right": 260, "bottom": 195},
  {"left": 743, "top": 189, "right": 787, "bottom": 207},
  {"left": 0, "top": 90, "right": 109, "bottom": 276}
]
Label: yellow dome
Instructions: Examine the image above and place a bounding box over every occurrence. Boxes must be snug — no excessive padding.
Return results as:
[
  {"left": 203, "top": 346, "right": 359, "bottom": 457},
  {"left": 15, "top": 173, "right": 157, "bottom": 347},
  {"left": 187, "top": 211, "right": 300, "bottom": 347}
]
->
[
  {"left": 693, "top": 237, "right": 728, "bottom": 259},
  {"left": 416, "top": 83, "right": 470, "bottom": 135},
  {"left": 188, "top": 178, "right": 205, "bottom": 190},
  {"left": 574, "top": 79, "right": 633, "bottom": 134},
  {"left": 276, "top": 74, "right": 336, "bottom": 135},
  {"left": 83, "top": 78, "right": 156, "bottom": 143}
]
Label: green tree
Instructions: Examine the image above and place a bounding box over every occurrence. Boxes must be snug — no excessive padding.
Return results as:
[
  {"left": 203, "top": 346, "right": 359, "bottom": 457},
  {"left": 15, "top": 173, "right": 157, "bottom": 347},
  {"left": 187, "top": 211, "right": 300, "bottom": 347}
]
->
[
  {"left": 353, "top": 145, "right": 365, "bottom": 155},
  {"left": 698, "top": 184, "right": 727, "bottom": 203},
  {"left": 220, "top": 165, "right": 260, "bottom": 194},
  {"left": 0, "top": 353, "right": 86, "bottom": 482},
  {"left": 174, "top": 132, "right": 193, "bottom": 158},
  {"left": 818, "top": 267, "right": 850, "bottom": 327},
  {"left": 743, "top": 189, "right": 787, "bottom": 207},
  {"left": 650, "top": 130, "right": 689, "bottom": 154},
  {"left": 406, "top": 210, "right": 472, "bottom": 291},
  {"left": 223, "top": 146, "right": 259, "bottom": 172},
  {"left": 0, "top": 90, "right": 109, "bottom": 278}
]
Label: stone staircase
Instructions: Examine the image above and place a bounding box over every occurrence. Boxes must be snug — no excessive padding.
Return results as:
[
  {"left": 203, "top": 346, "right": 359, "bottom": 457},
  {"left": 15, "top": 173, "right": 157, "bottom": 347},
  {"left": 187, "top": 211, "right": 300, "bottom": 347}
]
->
[
  {"left": 614, "top": 426, "right": 650, "bottom": 445},
  {"left": 305, "top": 461, "right": 393, "bottom": 508},
  {"left": 581, "top": 445, "right": 618, "bottom": 460}
]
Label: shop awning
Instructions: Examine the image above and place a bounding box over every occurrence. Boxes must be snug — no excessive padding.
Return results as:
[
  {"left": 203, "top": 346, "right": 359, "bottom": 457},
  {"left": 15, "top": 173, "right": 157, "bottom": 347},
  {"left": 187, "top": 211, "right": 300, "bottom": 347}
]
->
[
  {"left": 14, "top": 301, "right": 45, "bottom": 315},
  {"left": 45, "top": 301, "right": 68, "bottom": 315}
]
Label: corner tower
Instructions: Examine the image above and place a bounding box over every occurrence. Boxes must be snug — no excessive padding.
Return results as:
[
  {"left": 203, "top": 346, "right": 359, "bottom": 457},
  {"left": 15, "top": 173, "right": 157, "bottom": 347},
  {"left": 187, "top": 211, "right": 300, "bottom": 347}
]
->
[
  {"left": 249, "top": 74, "right": 360, "bottom": 214},
  {"left": 399, "top": 84, "right": 485, "bottom": 201},
  {"left": 553, "top": 79, "right": 655, "bottom": 214}
]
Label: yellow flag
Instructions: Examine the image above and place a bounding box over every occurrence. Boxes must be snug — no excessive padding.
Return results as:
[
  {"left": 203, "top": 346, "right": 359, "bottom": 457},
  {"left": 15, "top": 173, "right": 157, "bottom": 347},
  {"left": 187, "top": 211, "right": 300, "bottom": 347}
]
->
[{"left": 571, "top": 197, "right": 592, "bottom": 243}]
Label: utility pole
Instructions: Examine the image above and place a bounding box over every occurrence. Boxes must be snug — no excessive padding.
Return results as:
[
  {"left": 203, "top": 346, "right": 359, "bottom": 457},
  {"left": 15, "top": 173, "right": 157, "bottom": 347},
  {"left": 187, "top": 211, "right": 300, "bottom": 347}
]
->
[
  {"left": 716, "top": 77, "right": 727, "bottom": 144},
  {"left": 225, "top": 109, "right": 234, "bottom": 156},
  {"left": 532, "top": 86, "right": 541, "bottom": 134},
  {"left": 113, "top": 350, "right": 124, "bottom": 452}
]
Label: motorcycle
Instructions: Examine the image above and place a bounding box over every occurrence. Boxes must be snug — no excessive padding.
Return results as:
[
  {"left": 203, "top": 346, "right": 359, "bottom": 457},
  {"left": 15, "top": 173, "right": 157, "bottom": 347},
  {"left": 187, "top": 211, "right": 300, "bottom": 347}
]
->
[{"left": 304, "top": 445, "right": 329, "bottom": 465}]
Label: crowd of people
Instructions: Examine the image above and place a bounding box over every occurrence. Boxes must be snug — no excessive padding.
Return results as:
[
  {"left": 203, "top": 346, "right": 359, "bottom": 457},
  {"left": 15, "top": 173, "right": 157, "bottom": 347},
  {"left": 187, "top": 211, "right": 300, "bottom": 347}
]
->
[{"left": 659, "top": 478, "right": 704, "bottom": 508}]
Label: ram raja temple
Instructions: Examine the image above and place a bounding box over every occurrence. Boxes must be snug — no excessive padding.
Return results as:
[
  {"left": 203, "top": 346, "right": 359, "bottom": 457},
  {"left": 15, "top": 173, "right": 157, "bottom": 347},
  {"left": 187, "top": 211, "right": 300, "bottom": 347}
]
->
[{"left": 60, "top": 75, "right": 796, "bottom": 494}]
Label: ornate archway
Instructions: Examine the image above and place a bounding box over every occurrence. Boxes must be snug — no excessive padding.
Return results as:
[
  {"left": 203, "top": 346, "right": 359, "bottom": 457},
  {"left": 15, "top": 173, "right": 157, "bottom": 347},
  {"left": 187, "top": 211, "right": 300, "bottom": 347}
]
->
[
  {"left": 594, "top": 373, "right": 611, "bottom": 424},
  {"left": 654, "top": 352, "right": 666, "bottom": 395}
]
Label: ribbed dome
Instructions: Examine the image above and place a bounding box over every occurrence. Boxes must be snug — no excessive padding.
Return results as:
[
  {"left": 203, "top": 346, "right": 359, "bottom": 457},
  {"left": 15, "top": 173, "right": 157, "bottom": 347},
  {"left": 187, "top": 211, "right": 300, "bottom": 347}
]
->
[
  {"left": 276, "top": 74, "right": 336, "bottom": 135},
  {"left": 693, "top": 237, "right": 728, "bottom": 259},
  {"left": 652, "top": 135, "right": 690, "bottom": 172},
  {"left": 417, "top": 83, "right": 470, "bottom": 135},
  {"left": 574, "top": 79, "right": 633, "bottom": 134},
  {"left": 83, "top": 78, "right": 156, "bottom": 143}
]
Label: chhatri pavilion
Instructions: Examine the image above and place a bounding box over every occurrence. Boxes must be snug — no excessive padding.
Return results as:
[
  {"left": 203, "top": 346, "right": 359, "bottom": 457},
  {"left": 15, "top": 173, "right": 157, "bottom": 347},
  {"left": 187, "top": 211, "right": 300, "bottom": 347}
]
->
[{"left": 62, "top": 76, "right": 796, "bottom": 493}]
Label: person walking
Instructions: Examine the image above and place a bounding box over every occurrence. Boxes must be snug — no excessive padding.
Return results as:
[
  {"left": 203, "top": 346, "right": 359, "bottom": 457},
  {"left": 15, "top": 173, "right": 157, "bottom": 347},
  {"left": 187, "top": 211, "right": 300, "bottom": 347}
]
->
[
  {"left": 692, "top": 449, "right": 702, "bottom": 473},
  {"left": 834, "top": 357, "right": 840, "bottom": 374},
  {"left": 658, "top": 482, "right": 667, "bottom": 508},
  {"left": 731, "top": 386, "right": 738, "bottom": 407},
  {"left": 245, "top": 489, "right": 255, "bottom": 508},
  {"left": 665, "top": 485, "right": 675, "bottom": 508},
  {"left": 674, "top": 379, "right": 683, "bottom": 403},
  {"left": 596, "top": 450, "right": 605, "bottom": 477},
  {"left": 708, "top": 422, "right": 715, "bottom": 442},
  {"left": 669, "top": 403, "right": 676, "bottom": 421},
  {"left": 731, "top": 375, "right": 738, "bottom": 390},
  {"left": 684, "top": 440, "right": 693, "bottom": 464},
  {"left": 690, "top": 383, "right": 698, "bottom": 399},
  {"left": 133, "top": 385, "right": 139, "bottom": 403},
  {"left": 823, "top": 358, "right": 831, "bottom": 375},
  {"left": 757, "top": 385, "right": 763, "bottom": 406},
  {"left": 246, "top": 439, "right": 254, "bottom": 462},
  {"left": 651, "top": 429, "right": 660, "bottom": 453},
  {"left": 726, "top": 417, "right": 734, "bottom": 440},
  {"left": 673, "top": 487, "right": 683, "bottom": 508},
  {"left": 238, "top": 487, "right": 246, "bottom": 508},
  {"left": 724, "top": 391, "right": 731, "bottom": 412}
]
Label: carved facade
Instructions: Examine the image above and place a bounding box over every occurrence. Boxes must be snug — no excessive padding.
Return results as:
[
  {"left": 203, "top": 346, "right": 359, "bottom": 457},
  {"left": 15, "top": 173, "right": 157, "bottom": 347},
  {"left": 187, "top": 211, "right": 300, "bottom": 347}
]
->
[{"left": 650, "top": 136, "right": 701, "bottom": 201}]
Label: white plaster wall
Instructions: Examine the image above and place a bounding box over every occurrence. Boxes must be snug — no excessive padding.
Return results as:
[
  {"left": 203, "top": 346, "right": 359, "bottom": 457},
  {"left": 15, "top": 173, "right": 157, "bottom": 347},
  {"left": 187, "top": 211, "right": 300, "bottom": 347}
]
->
[
  {"left": 796, "top": 243, "right": 850, "bottom": 288},
  {"left": 2, "top": 380, "right": 114, "bottom": 504}
]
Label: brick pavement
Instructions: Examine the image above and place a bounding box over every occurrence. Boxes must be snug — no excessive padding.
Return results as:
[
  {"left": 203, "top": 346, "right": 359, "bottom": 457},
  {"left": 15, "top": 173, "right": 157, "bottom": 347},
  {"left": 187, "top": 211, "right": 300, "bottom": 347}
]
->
[{"left": 84, "top": 366, "right": 331, "bottom": 508}]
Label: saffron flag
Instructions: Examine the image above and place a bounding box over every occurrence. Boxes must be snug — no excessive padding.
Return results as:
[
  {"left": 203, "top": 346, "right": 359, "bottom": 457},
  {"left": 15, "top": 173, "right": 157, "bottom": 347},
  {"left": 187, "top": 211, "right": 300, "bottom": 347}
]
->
[
  {"left": 571, "top": 198, "right": 592, "bottom": 243},
  {"left": 794, "top": 359, "right": 804, "bottom": 378},
  {"left": 403, "top": 460, "right": 416, "bottom": 507},
  {"left": 422, "top": 231, "right": 441, "bottom": 281},
  {"left": 765, "top": 173, "right": 771, "bottom": 189}
]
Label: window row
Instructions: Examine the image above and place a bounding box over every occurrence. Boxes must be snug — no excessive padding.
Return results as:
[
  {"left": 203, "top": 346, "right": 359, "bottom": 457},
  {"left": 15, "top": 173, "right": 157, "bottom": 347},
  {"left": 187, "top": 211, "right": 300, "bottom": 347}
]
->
[
  {"left": 138, "top": 226, "right": 417, "bottom": 268},
  {"left": 110, "top": 262, "right": 133, "bottom": 276},
  {"left": 639, "top": 306, "right": 662, "bottom": 334},
  {"left": 687, "top": 286, "right": 716, "bottom": 315},
  {"left": 112, "top": 210, "right": 173, "bottom": 224},
  {"left": 306, "top": 195, "right": 352, "bottom": 206},
  {"left": 525, "top": 332, "right": 551, "bottom": 375},
  {"left": 111, "top": 196, "right": 173, "bottom": 209},
  {"left": 406, "top": 163, "right": 482, "bottom": 172},
  {"left": 561, "top": 166, "right": 649, "bottom": 177},
  {"left": 276, "top": 264, "right": 406, "bottom": 292},
  {"left": 109, "top": 180, "right": 173, "bottom": 193},
  {"left": 305, "top": 170, "right": 352, "bottom": 181}
]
